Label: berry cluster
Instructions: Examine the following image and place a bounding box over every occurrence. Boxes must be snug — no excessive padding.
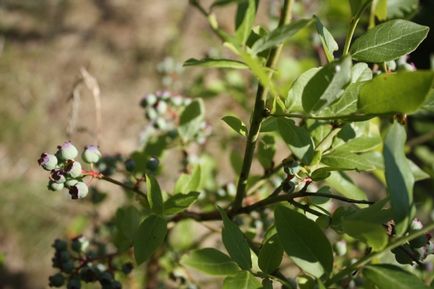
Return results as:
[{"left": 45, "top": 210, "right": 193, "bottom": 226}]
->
[
  {"left": 38, "top": 141, "right": 102, "bottom": 199},
  {"left": 49, "top": 237, "right": 132, "bottom": 289},
  {"left": 392, "top": 219, "right": 434, "bottom": 265},
  {"left": 140, "top": 91, "right": 211, "bottom": 144}
]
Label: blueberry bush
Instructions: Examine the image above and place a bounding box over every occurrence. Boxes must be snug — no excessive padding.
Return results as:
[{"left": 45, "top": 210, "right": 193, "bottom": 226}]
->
[{"left": 38, "top": 0, "right": 434, "bottom": 288}]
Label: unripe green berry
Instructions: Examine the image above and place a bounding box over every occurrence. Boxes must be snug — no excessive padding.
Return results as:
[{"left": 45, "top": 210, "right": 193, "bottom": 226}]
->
[
  {"left": 146, "top": 156, "right": 159, "bottom": 172},
  {"left": 57, "top": 141, "right": 79, "bottom": 160},
  {"left": 145, "top": 108, "right": 158, "bottom": 121},
  {"left": 38, "top": 153, "right": 58, "bottom": 171},
  {"left": 154, "top": 118, "right": 167, "bottom": 130},
  {"left": 65, "top": 160, "right": 82, "bottom": 178},
  {"left": 69, "top": 182, "right": 89, "bottom": 199},
  {"left": 48, "top": 181, "right": 64, "bottom": 191},
  {"left": 82, "top": 145, "right": 102, "bottom": 164},
  {"left": 155, "top": 101, "right": 167, "bottom": 114},
  {"left": 49, "top": 273, "right": 65, "bottom": 287},
  {"left": 171, "top": 96, "right": 183, "bottom": 106}
]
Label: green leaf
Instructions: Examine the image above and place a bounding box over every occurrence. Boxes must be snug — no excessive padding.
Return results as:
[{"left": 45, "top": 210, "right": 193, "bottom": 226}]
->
[
  {"left": 178, "top": 99, "right": 205, "bottom": 142},
  {"left": 218, "top": 207, "right": 252, "bottom": 270},
  {"left": 146, "top": 174, "right": 164, "bottom": 215},
  {"left": 251, "top": 19, "right": 313, "bottom": 54},
  {"left": 257, "top": 134, "right": 276, "bottom": 169},
  {"left": 350, "top": 20, "right": 429, "bottom": 63},
  {"left": 302, "top": 56, "right": 352, "bottom": 113},
  {"left": 277, "top": 118, "right": 314, "bottom": 164},
  {"left": 223, "top": 271, "right": 261, "bottom": 289},
  {"left": 286, "top": 67, "right": 321, "bottom": 113},
  {"left": 349, "top": 0, "right": 371, "bottom": 16},
  {"left": 275, "top": 206, "right": 333, "bottom": 278},
  {"left": 174, "top": 165, "right": 202, "bottom": 194},
  {"left": 326, "top": 171, "right": 367, "bottom": 205},
  {"left": 409, "top": 160, "right": 430, "bottom": 181},
  {"left": 333, "top": 136, "right": 382, "bottom": 153},
  {"left": 358, "top": 71, "right": 434, "bottom": 114},
  {"left": 133, "top": 215, "right": 167, "bottom": 265},
  {"left": 222, "top": 115, "right": 248, "bottom": 136},
  {"left": 258, "top": 234, "right": 283, "bottom": 274},
  {"left": 181, "top": 248, "right": 240, "bottom": 275},
  {"left": 235, "top": 0, "right": 257, "bottom": 44},
  {"left": 342, "top": 220, "right": 388, "bottom": 251},
  {"left": 384, "top": 122, "right": 414, "bottom": 236},
  {"left": 364, "top": 264, "right": 430, "bottom": 289},
  {"left": 163, "top": 192, "right": 200, "bottom": 215},
  {"left": 387, "top": 0, "right": 419, "bottom": 19},
  {"left": 115, "top": 206, "right": 141, "bottom": 242},
  {"left": 314, "top": 16, "right": 338, "bottom": 62},
  {"left": 184, "top": 58, "right": 248, "bottom": 69},
  {"left": 374, "top": 0, "right": 388, "bottom": 20},
  {"left": 351, "top": 62, "right": 373, "bottom": 83},
  {"left": 321, "top": 150, "right": 376, "bottom": 171}
]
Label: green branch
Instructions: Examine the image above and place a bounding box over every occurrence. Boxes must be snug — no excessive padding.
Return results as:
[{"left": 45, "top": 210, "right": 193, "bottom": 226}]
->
[{"left": 343, "top": 0, "right": 373, "bottom": 55}]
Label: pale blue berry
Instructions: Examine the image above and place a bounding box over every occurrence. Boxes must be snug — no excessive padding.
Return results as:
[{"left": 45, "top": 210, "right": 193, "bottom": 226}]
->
[
  {"left": 69, "top": 182, "right": 89, "bottom": 199},
  {"left": 57, "top": 141, "right": 78, "bottom": 160},
  {"left": 48, "top": 181, "right": 64, "bottom": 191},
  {"left": 38, "top": 153, "right": 58, "bottom": 171},
  {"left": 155, "top": 101, "right": 167, "bottom": 114},
  {"left": 65, "top": 160, "right": 82, "bottom": 178},
  {"left": 82, "top": 145, "right": 102, "bottom": 164}
]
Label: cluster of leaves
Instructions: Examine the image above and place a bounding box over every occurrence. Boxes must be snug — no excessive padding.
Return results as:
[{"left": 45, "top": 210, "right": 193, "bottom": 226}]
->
[{"left": 41, "top": 0, "right": 434, "bottom": 288}]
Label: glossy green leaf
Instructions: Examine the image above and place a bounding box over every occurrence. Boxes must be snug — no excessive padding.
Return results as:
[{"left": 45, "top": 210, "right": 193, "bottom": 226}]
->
[
  {"left": 133, "top": 215, "right": 167, "bottom": 265},
  {"left": 286, "top": 67, "right": 321, "bottom": 113},
  {"left": 275, "top": 206, "right": 333, "bottom": 277},
  {"left": 223, "top": 271, "right": 261, "bottom": 289},
  {"left": 321, "top": 150, "right": 376, "bottom": 171},
  {"left": 277, "top": 118, "right": 314, "bottom": 164},
  {"left": 146, "top": 174, "right": 163, "bottom": 215},
  {"left": 302, "top": 56, "right": 352, "bottom": 113},
  {"left": 163, "top": 192, "right": 200, "bottom": 215},
  {"left": 181, "top": 248, "right": 240, "bottom": 275},
  {"left": 235, "top": 0, "right": 257, "bottom": 44},
  {"left": 218, "top": 207, "right": 252, "bottom": 270},
  {"left": 258, "top": 234, "right": 283, "bottom": 274},
  {"left": 318, "top": 82, "right": 362, "bottom": 117},
  {"left": 342, "top": 220, "right": 388, "bottom": 251},
  {"left": 364, "top": 264, "right": 430, "bottom": 289},
  {"left": 115, "top": 206, "right": 141, "bottom": 242},
  {"left": 252, "top": 19, "right": 313, "bottom": 54},
  {"left": 359, "top": 71, "right": 434, "bottom": 114},
  {"left": 351, "top": 62, "right": 373, "bottom": 83},
  {"left": 178, "top": 99, "right": 205, "bottom": 142},
  {"left": 184, "top": 58, "right": 248, "bottom": 69},
  {"left": 314, "top": 16, "right": 338, "bottom": 62},
  {"left": 350, "top": 20, "right": 429, "bottom": 62},
  {"left": 384, "top": 122, "right": 414, "bottom": 236},
  {"left": 222, "top": 115, "right": 248, "bottom": 136}
]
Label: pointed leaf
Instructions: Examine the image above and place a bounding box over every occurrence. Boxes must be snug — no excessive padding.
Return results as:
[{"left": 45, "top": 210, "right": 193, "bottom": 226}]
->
[
  {"left": 115, "top": 206, "right": 141, "bottom": 242},
  {"left": 326, "top": 171, "right": 367, "bottom": 205},
  {"left": 286, "top": 67, "right": 321, "bottom": 113},
  {"left": 184, "top": 58, "right": 248, "bottom": 69},
  {"left": 181, "top": 248, "right": 240, "bottom": 276},
  {"left": 258, "top": 234, "right": 283, "bottom": 274},
  {"left": 314, "top": 16, "right": 338, "bottom": 62},
  {"left": 133, "top": 215, "right": 167, "bottom": 265},
  {"left": 350, "top": 20, "right": 429, "bottom": 63},
  {"left": 235, "top": 0, "right": 257, "bottom": 44},
  {"left": 275, "top": 206, "right": 333, "bottom": 277},
  {"left": 321, "top": 150, "right": 376, "bottom": 171},
  {"left": 342, "top": 220, "right": 388, "bottom": 251},
  {"left": 146, "top": 175, "right": 164, "bottom": 215},
  {"left": 384, "top": 122, "right": 414, "bottom": 236},
  {"left": 218, "top": 207, "right": 252, "bottom": 270},
  {"left": 277, "top": 118, "right": 314, "bottom": 164},
  {"left": 178, "top": 99, "right": 205, "bottom": 142}
]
